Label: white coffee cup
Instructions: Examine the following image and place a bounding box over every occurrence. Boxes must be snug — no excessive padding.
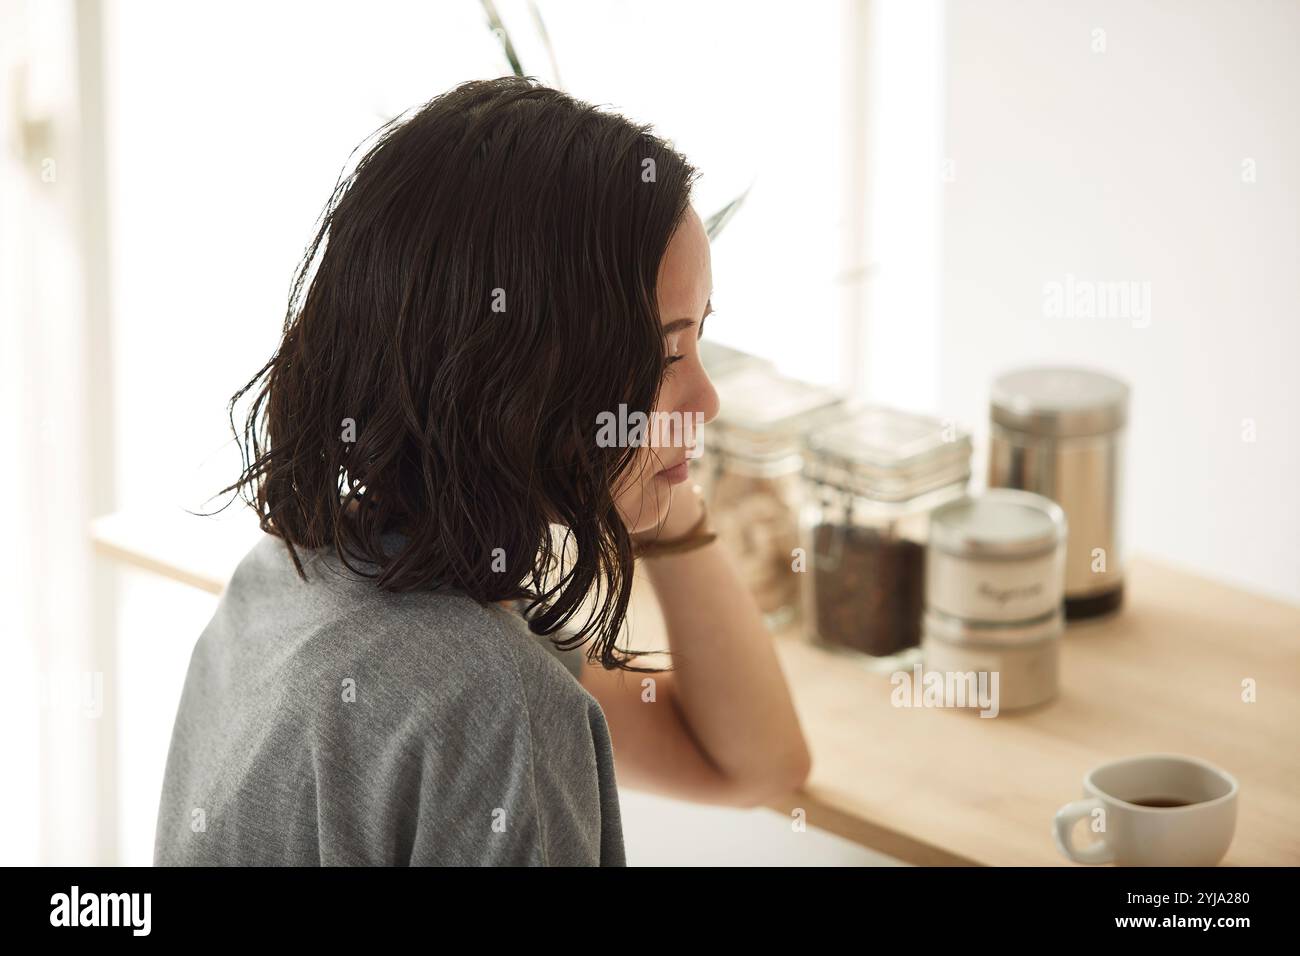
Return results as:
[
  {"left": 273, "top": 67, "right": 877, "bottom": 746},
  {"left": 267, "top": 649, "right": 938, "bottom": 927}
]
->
[{"left": 1053, "top": 753, "right": 1238, "bottom": 866}]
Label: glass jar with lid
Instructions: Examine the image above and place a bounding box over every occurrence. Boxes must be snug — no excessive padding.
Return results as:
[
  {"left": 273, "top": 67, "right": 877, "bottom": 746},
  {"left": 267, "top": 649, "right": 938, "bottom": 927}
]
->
[
  {"left": 699, "top": 339, "right": 772, "bottom": 379},
  {"left": 701, "top": 365, "right": 846, "bottom": 629},
  {"left": 800, "top": 407, "right": 972, "bottom": 665},
  {"left": 693, "top": 343, "right": 775, "bottom": 502}
]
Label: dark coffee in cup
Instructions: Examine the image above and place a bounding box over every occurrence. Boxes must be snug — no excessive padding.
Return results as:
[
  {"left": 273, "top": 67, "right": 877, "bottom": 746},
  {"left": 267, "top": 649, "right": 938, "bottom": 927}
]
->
[{"left": 1130, "top": 796, "right": 1194, "bottom": 808}]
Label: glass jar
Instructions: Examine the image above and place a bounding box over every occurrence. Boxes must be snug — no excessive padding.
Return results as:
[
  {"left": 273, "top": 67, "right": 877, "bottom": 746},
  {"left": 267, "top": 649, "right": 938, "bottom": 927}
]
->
[
  {"left": 693, "top": 345, "right": 775, "bottom": 503},
  {"left": 701, "top": 365, "right": 846, "bottom": 629},
  {"left": 699, "top": 339, "right": 772, "bottom": 379},
  {"left": 800, "top": 407, "right": 972, "bottom": 667}
]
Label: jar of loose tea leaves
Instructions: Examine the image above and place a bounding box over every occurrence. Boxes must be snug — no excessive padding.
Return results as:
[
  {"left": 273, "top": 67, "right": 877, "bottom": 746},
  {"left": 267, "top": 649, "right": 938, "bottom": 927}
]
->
[
  {"left": 694, "top": 343, "right": 774, "bottom": 502},
  {"left": 702, "top": 365, "right": 846, "bottom": 629},
  {"left": 800, "top": 407, "right": 972, "bottom": 663}
]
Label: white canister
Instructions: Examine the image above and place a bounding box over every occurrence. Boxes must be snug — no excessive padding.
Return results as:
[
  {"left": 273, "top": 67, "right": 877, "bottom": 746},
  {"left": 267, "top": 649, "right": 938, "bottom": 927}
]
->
[
  {"left": 926, "top": 489, "right": 1067, "bottom": 623},
  {"left": 922, "top": 609, "right": 1062, "bottom": 712}
]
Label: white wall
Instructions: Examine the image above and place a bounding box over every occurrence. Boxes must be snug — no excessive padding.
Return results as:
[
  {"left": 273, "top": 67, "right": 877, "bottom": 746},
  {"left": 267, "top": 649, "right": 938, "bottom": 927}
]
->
[
  {"left": 940, "top": 0, "right": 1300, "bottom": 603},
  {"left": 860, "top": 0, "right": 945, "bottom": 411}
]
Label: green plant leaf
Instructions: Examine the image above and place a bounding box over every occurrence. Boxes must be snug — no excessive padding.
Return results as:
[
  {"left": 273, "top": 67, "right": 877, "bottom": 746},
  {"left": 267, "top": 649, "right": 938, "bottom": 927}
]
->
[
  {"left": 480, "top": 0, "right": 526, "bottom": 78},
  {"left": 527, "top": 0, "right": 563, "bottom": 89},
  {"left": 704, "top": 183, "right": 753, "bottom": 241}
]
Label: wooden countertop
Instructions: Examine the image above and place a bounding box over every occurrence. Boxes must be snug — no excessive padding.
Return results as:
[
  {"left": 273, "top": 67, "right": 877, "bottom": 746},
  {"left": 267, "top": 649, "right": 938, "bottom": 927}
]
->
[
  {"left": 758, "top": 560, "right": 1300, "bottom": 865},
  {"left": 93, "top": 509, "right": 1300, "bottom": 866}
]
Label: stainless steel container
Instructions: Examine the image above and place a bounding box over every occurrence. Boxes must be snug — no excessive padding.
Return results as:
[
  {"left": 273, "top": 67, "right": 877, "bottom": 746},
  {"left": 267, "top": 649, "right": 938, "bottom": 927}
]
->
[{"left": 987, "top": 367, "right": 1130, "bottom": 620}]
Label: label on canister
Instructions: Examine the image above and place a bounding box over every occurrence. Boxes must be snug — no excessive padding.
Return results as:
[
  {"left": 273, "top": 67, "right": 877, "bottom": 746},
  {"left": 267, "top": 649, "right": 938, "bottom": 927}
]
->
[
  {"left": 926, "top": 546, "right": 1065, "bottom": 621},
  {"left": 925, "top": 490, "right": 1067, "bottom": 623}
]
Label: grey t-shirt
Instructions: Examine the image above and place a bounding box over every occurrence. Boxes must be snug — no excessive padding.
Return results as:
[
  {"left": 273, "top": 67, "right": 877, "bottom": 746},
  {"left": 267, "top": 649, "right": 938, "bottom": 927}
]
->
[{"left": 153, "top": 532, "right": 625, "bottom": 866}]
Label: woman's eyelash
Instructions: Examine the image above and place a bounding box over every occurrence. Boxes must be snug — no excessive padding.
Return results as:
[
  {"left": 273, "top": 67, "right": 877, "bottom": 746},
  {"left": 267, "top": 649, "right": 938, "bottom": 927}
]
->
[{"left": 663, "top": 309, "right": 711, "bottom": 375}]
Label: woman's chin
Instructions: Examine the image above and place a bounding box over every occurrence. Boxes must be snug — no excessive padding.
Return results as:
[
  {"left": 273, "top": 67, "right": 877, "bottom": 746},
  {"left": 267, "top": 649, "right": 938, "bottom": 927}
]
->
[{"left": 624, "top": 492, "right": 673, "bottom": 536}]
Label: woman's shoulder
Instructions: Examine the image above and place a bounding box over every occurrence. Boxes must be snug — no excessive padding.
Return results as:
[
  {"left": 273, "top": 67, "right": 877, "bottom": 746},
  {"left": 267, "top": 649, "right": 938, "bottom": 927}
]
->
[{"left": 219, "top": 533, "right": 593, "bottom": 723}]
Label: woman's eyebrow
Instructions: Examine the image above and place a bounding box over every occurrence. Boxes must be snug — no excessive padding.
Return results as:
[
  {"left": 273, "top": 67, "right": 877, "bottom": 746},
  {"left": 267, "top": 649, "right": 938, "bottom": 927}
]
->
[{"left": 661, "top": 298, "right": 713, "bottom": 336}]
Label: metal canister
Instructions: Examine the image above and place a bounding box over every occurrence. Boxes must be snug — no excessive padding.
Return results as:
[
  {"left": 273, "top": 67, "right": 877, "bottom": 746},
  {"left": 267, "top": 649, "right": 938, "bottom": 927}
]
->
[{"left": 987, "top": 367, "right": 1130, "bottom": 621}]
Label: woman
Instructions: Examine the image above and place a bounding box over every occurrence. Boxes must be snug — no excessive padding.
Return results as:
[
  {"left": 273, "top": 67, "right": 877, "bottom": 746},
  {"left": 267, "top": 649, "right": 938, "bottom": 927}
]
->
[{"left": 154, "top": 77, "right": 811, "bottom": 866}]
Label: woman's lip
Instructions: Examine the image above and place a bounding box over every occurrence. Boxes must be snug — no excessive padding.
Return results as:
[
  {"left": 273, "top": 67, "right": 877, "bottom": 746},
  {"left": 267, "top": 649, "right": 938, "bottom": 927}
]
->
[{"left": 657, "top": 460, "right": 690, "bottom": 484}]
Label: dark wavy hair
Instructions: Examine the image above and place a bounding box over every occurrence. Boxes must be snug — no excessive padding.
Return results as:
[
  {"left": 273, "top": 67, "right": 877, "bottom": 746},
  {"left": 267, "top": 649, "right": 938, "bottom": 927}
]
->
[{"left": 217, "top": 77, "right": 700, "bottom": 672}]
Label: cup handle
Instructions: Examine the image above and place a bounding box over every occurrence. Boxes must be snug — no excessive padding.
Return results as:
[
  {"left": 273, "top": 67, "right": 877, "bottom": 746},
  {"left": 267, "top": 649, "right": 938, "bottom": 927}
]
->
[{"left": 1053, "top": 797, "right": 1116, "bottom": 864}]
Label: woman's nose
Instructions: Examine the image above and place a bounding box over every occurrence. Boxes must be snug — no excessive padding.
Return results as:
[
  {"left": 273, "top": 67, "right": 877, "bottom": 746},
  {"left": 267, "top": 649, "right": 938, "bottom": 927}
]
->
[{"left": 692, "top": 368, "right": 721, "bottom": 426}]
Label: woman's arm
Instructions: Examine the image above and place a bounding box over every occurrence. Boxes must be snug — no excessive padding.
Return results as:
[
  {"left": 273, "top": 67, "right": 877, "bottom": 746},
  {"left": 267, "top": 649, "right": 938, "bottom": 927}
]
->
[{"left": 579, "top": 482, "right": 812, "bottom": 807}]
